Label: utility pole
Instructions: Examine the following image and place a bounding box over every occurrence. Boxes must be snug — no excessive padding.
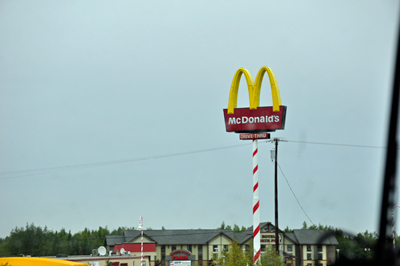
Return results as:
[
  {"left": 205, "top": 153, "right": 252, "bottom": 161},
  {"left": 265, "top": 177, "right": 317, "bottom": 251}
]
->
[
  {"left": 270, "top": 138, "right": 285, "bottom": 254},
  {"left": 274, "top": 138, "right": 279, "bottom": 253}
]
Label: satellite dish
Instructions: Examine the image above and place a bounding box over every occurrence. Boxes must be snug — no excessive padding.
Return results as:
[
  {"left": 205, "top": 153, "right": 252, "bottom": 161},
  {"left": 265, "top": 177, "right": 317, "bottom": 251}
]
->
[
  {"left": 120, "top": 248, "right": 126, "bottom": 254},
  {"left": 98, "top": 246, "right": 107, "bottom": 256}
]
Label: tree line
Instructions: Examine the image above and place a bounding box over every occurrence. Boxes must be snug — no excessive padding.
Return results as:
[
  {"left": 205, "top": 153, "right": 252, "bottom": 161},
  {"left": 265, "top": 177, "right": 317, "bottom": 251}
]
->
[
  {"left": 217, "top": 221, "right": 247, "bottom": 232},
  {"left": 0, "top": 223, "right": 134, "bottom": 257}
]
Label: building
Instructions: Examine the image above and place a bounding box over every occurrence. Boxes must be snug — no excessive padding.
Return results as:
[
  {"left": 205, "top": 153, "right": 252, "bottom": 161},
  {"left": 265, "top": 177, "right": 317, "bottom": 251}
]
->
[
  {"left": 60, "top": 254, "right": 148, "bottom": 266},
  {"left": 105, "top": 222, "right": 338, "bottom": 266}
]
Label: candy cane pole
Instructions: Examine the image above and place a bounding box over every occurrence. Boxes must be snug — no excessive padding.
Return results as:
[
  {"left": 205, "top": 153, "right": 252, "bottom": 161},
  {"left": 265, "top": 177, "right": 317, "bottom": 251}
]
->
[
  {"left": 253, "top": 139, "right": 261, "bottom": 264},
  {"left": 139, "top": 216, "right": 144, "bottom": 266}
]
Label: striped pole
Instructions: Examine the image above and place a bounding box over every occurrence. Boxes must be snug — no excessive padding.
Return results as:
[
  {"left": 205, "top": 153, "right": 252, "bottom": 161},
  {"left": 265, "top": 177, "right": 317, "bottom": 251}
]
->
[
  {"left": 139, "top": 216, "right": 144, "bottom": 266},
  {"left": 253, "top": 139, "right": 261, "bottom": 263}
]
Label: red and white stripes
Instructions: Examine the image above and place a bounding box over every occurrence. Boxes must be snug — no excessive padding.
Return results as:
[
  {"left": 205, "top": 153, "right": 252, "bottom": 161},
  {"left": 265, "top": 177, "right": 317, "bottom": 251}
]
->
[
  {"left": 253, "top": 139, "right": 261, "bottom": 263},
  {"left": 139, "top": 216, "right": 144, "bottom": 266}
]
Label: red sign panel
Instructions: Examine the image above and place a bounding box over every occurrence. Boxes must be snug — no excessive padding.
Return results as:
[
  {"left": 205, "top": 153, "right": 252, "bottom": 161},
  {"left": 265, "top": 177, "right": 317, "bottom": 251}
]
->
[
  {"left": 239, "top": 133, "right": 270, "bottom": 140},
  {"left": 223, "top": 106, "right": 287, "bottom": 133}
]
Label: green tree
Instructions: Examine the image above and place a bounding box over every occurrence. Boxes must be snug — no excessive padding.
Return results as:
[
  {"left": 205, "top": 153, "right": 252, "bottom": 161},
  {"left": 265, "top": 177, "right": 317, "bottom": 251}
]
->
[
  {"left": 258, "top": 246, "right": 285, "bottom": 266},
  {"left": 283, "top": 226, "right": 292, "bottom": 233},
  {"left": 301, "top": 221, "right": 307, "bottom": 229},
  {"left": 232, "top": 224, "right": 241, "bottom": 233},
  {"left": 213, "top": 241, "right": 284, "bottom": 266},
  {"left": 218, "top": 221, "right": 226, "bottom": 230},
  {"left": 212, "top": 241, "right": 251, "bottom": 266}
]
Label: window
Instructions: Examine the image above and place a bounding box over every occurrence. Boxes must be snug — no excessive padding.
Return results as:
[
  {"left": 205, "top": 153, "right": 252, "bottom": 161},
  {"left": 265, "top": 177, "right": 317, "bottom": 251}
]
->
[
  {"left": 198, "top": 245, "right": 203, "bottom": 260},
  {"left": 306, "top": 264, "right": 312, "bottom": 266},
  {"left": 161, "top": 245, "right": 165, "bottom": 252},
  {"left": 318, "top": 253, "right": 323, "bottom": 260},
  {"left": 307, "top": 253, "right": 312, "bottom": 260},
  {"left": 318, "top": 245, "right": 323, "bottom": 252},
  {"left": 121, "top": 264, "right": 128, "bottom": 266},
  {"left": 172, "top": 245, "right": 176, "bottom": 251},
  {"left": 224, "top": 245, "right": 228, "bottom": 251},
  {"left": 307, "top": 245, "right": 312, "bottom": 252},
  {"left": 287, "top": 245, "right": 292, "bottom": 252},
  {"left": 161, "top": 254, "right": 165, "bottom": 260},
  {"left": 261, "top": 245, "right": 266, "bottom": 251},
  {"left": 187, "top": 245, "right": 192, "bottom": 252},
  {"left": 213, "top": 245, "right": 218, "bottom": 252}
]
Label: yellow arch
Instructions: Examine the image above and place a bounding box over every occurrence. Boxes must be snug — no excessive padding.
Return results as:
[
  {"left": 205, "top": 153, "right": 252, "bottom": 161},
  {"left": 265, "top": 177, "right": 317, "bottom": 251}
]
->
[
  {"left": 227, "top": 68, "right": 254, "bottom": 114},
  {"left": 254, "top": 66, "right": 282, "bottom": 112},
  {"left": 227, "top": 66, "right": 282, "bottom": 114},
  {"left": 0, "top": 257, "right": 87, "bottom": 266}
]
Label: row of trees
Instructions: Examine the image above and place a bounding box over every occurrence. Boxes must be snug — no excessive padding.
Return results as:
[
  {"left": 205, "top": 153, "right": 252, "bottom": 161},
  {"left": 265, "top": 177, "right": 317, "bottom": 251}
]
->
[
  {"left": 0, "top": 223, "right": 134, "bottom": 257},
  {"left": 211, "top": 241, "right": 284, "bottom": 266},
  {"left": 217, "top": 221, "right": 247, "bottom": 232}
]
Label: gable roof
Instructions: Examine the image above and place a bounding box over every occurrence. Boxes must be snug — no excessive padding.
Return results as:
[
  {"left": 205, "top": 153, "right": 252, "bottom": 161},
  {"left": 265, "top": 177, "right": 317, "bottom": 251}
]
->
[
  {"left": 239, "top": 222, "right": 290, "bottom": 244},
  {"left": 105, "top": 223, "right": 339, "bottom": 247},
  {"left": 105, "top": 235, "right": 125, "bottom": 246},
  {"left": 106, "top": 229, "right": 235, "bottom": 246},
  {"left": 292, "top": 229, "right": 339, "bottom": 245}
]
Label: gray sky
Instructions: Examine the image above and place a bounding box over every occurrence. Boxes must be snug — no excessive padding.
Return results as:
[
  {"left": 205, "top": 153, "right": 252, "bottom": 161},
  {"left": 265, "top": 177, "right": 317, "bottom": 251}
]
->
[{"left": 1, "top": 1, "right": 399, "bottom": 238}]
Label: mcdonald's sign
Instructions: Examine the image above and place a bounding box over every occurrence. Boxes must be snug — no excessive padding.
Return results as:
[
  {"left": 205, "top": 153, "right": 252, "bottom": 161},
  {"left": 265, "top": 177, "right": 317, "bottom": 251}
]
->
[{"left": 223, "top": 67, "right": 287, "bottom": 133}]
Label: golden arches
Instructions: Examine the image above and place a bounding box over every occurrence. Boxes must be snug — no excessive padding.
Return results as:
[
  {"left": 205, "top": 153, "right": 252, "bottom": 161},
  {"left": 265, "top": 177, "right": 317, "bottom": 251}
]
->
[{"left": 227, "top": 66, "right": 282, "bottom": 114}]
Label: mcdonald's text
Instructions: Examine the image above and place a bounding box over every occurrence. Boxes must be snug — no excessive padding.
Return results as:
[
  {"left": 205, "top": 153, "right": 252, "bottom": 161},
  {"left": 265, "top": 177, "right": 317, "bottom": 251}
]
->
[{"left": 223, "top": 106, "right": 287, "bottom": 133}]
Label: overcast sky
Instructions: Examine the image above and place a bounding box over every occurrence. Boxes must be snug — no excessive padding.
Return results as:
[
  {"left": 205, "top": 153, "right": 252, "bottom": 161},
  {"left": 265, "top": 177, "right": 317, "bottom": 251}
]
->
[{"left": 1, "top": 1, "right": 400, "bottom": 239}]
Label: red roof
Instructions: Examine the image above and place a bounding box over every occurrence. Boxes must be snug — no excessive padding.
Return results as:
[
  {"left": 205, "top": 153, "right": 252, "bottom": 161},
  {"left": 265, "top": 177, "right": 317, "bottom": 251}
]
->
[{"left": 114, "top": 243, "right": 156, "bottom": 253}]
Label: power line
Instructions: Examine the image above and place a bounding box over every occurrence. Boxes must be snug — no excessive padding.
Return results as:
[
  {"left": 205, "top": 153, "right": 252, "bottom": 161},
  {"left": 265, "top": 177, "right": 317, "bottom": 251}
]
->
[
  {"left": 0, "top": 143, "right": 250, "bottom": 180},
  {"left": 285, "top": 140, "right": 384, "bottom": 149},
  {"left": 277, "top": 163, "right": 315, "bottom": 226},
  {"left": 0, "top": 139, "right": 386, "bottom": 180}
]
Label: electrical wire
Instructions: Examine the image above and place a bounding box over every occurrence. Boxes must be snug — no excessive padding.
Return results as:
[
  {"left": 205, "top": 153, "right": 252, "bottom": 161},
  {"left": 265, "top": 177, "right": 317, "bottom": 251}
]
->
[
  {"left": 0, "top": 143, "right": 250, "bottom": 180},
  {"left": 0, "top": 139, "right": 386, "bottom": 181},
  {"left": 285, "top": 140, "right": 384, "bottom": 149},
  {"left": 277, "top": 163, "right": 315, "bottom": 226}
]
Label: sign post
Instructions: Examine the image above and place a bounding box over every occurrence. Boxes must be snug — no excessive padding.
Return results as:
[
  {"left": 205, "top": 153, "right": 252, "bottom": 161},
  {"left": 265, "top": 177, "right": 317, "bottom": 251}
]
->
[{"left": 223, "top": 66, "right": 287, "bottom": 264}]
